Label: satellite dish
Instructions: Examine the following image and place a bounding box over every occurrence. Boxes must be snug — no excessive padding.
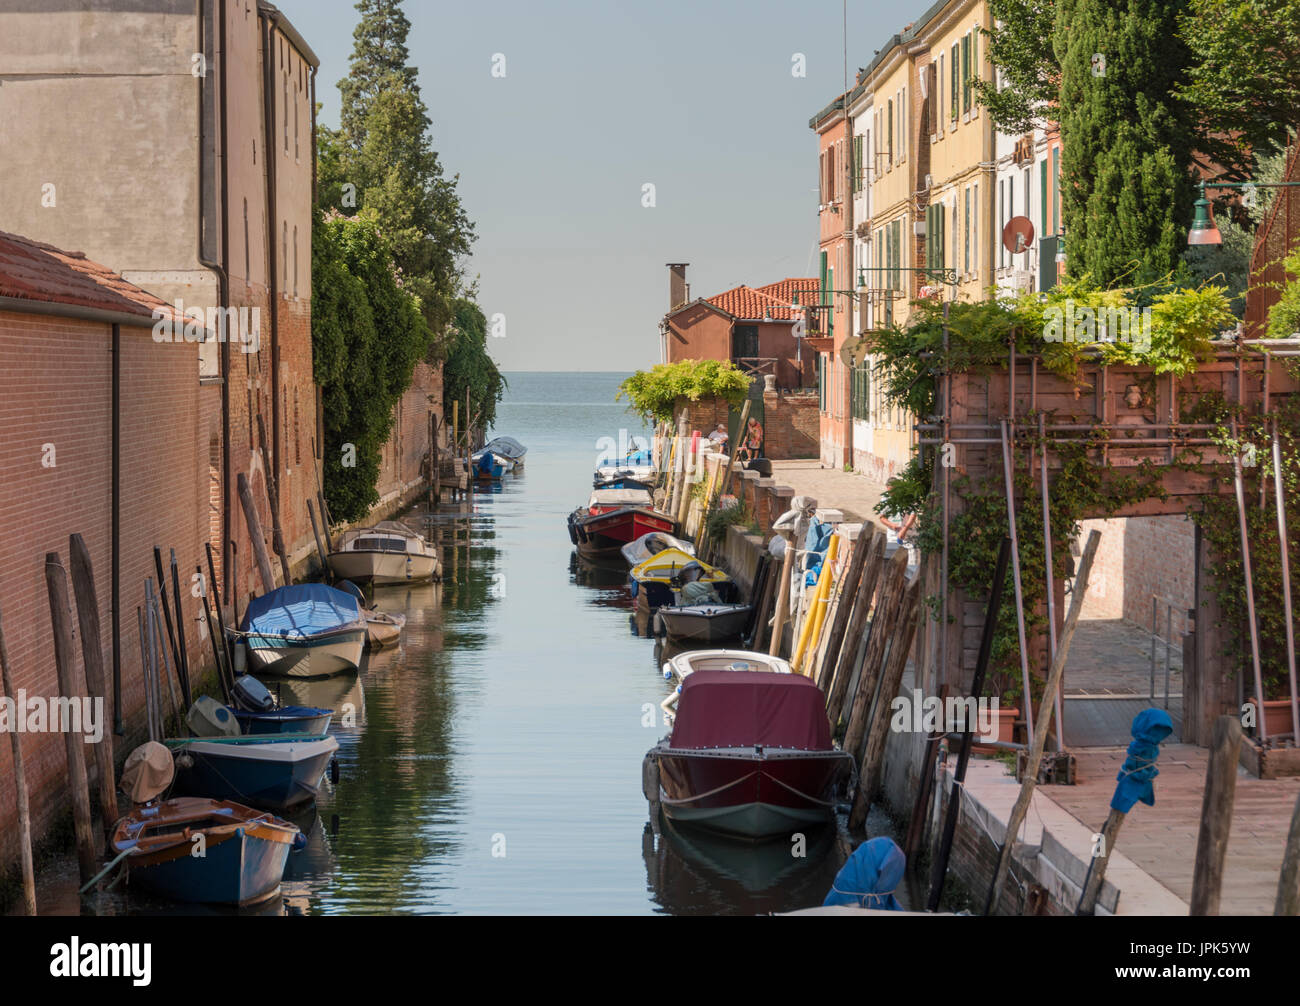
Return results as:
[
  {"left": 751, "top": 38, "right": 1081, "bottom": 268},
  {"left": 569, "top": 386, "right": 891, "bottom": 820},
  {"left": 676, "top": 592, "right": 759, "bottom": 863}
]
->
[
  {"left": 838, "top": 335, "right": 868, "bottom": 368},
  {"left": 1002, "top": 215, "right": 1035, "bottom": 255}
]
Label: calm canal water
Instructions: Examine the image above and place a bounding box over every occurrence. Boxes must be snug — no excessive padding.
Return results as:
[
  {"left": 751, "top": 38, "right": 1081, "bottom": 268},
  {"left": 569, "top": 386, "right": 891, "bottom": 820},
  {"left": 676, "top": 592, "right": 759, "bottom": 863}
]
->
[{"left": 38, "top": 371, "right": 858, "bottom": 916}]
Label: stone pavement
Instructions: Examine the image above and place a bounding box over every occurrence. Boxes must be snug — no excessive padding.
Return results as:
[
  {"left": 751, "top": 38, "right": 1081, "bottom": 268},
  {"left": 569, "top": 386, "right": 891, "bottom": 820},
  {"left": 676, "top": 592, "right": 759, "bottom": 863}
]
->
[
  {"left": 1044, "top": 745, "right": 1300, "bottom": 915},
  {"left": 1065, "top": 617, "right": 1183, "bottom": 697},
  {"left": 768, "top": 460, "right": 889, "bottom": 523}
]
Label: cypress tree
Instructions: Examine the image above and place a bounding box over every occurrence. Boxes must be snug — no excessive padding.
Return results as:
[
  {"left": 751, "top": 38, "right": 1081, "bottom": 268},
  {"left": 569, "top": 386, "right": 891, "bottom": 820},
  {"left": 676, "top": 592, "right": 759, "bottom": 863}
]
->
[{"left": 1055, "top": 0, "right": 1195, "bottom": 287}]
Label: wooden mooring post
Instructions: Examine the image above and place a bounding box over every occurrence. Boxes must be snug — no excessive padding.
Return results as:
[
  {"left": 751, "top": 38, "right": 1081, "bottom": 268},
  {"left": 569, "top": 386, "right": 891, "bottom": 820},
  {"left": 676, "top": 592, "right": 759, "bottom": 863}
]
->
[
  {"left": 0, "top": 602, "right": 37, "bottom": 914},
  {"left": 237, "top": 472, "right": 277, "bottom": 594},
  {"left": 44, "top": 553, "right": 98, "bottom": 883},
  {"left": 1190, "top": 713, "right": 1243, "bottom": 915},
  {"left": 983, "top": 528, "right": 1100, "bottom": 915},
  {"left": 825, "top": 529, "right": 886, "bottom": 729},
  {"left": 68, "top": 534, "right": 118, "bottom": 844}
]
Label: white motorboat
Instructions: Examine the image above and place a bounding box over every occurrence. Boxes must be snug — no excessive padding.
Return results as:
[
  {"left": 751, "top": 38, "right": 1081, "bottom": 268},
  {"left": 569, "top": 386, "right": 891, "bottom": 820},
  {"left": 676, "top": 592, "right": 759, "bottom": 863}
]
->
[{"left": 327, "top": 520, "right": 440, "bottom": 586}]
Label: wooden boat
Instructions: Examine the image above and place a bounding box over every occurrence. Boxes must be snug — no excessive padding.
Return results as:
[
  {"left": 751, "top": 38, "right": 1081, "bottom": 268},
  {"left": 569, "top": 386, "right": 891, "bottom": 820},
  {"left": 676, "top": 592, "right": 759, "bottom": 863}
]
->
[
  {"left": 112, "top": 797, "right": 301, "bottom": 906},
  {"left": 567, "top": 488, "right": 677, "bottom": 560},
  {"left": 645, "top": 653, "right": 852, "bottom": 839},
  {"left": 627, "top": 548, "right": 737, "bottom": 609},
  {"left": 327, "top": 521, "right": 440, "bottom": 585},
  {"left": 238, "top": 583, "right": 367, "bottom": 678},
  {"left": 167, "top": 732, "right": 340, "bottom": 811},
  {"left": 365, "top": 609, "right": 406, "bottom": 650},
  {"left": 620, "top": 531, "right": 696, "bottom": 566},
  {"left": 655, "top": 602, "right": 753, "bottom": 645}
]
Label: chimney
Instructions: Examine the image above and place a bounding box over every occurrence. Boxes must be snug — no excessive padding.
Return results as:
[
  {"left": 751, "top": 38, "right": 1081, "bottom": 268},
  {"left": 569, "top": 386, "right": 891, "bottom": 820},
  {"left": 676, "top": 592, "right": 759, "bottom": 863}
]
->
[{"left": 667, "top": 263, "right": 689, "bottom": 311}]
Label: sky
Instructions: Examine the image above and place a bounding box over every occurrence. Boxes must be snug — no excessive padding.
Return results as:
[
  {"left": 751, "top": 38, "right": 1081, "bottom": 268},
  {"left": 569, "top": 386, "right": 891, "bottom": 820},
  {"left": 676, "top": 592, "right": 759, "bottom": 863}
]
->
[{"left": 279, "top": 0, "right": 903, "bottom": 372}]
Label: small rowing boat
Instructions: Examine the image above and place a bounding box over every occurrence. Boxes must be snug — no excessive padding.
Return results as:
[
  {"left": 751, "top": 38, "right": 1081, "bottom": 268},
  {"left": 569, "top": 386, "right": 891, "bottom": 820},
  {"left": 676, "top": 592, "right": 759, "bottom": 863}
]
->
[
  {"left": 620, "top": 531, "right": 696, "bottom": 566},
  {"left": 567, "top": 488, "right": 677, "bottom": 560}
]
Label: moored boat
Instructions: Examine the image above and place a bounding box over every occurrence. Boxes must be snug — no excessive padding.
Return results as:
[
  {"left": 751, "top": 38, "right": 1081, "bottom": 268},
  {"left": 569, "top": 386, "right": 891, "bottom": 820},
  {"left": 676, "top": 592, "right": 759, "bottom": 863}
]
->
[
  {"left": 655, "top": 602, "right": 753, "bottom": 645},
  {"left": 645, "top": 655, "right": 852, "bottom": 840},
  {"left": 620, "top": 531, "right": 696, "bottom": 566},
  {"left": 326, "top": 521, "right": 440, "bottom": 586},
  {"left": 567, "top": 488, "right": 677, "bottom": 560},
  {"left": 365, "top": 608, "right": 406, "bottom": 650},
  {"left": 112, "top": 797, "right": 302, "bottom": 906},
  {"left": 628, "top": 548, "right": 737, "bottom": 609},
  {"left": 229, "top": 674, "right": 333, "bottom": 736},
  {"left": 238, "top": 583, "right": 366, "bottom": 678},
  {"left": 167, "top": 732, "right": 340, "bottom": 811}
]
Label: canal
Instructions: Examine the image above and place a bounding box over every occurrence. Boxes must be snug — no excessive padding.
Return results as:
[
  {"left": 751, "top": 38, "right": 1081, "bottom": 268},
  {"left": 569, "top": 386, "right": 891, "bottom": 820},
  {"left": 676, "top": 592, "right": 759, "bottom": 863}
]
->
[{"left": 40, "top": 371, "right": 879, "bottom": 915}]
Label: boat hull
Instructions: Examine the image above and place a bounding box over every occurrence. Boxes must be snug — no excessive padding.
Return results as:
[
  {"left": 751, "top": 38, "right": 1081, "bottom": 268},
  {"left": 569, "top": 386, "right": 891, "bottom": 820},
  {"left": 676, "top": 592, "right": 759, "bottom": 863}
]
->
[
  {"left": 656, "top": 604, "right": 753, "bottom": 644},
  {"left": 174, "top": 735, "right": 339, "bottom": 810},
  {"left": 326, "top": 550, "right": 439, "bottom": 586},
  {"left": 245, "top": 628, "right": 366, "bottom": 678},
  {"left": 651, "top": 747, "right": 853, "bottom": 840},
  {"left": 365, "top": 611, "right": 405, "bottom": 650},
  {"left": 232, "top": 707, "right": 333, "bottom": 736},
  {"left": 114, "top": 799, "right": 298, "bottom": 906},
  {"left": 569, "top": 506, "right": 677, "bottom": 559}
]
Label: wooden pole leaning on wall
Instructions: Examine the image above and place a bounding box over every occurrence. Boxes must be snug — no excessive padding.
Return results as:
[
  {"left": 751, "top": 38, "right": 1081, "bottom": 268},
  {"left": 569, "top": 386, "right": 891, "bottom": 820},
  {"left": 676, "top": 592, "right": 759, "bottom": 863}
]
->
[
  {"left": 237, "top": 472, "right": 277, "bottom": 595},
  {"left": 68, "top": 534, "right": 118, "bottom": 844},
  {"left": 169, "top": 549, "right": 193, "bottom": 708},
  {"left": 841, "top": 548, "right": 911, "bottom": 764},
  {"left": 699, "top": 400, "right": 751, "bottom": 560},
  {"left": 307, "top": 497, "right": 331, "bottom": 578},
  {"left": 205, "top": 544, "right": 236, "bottom": 700},
  {"left": 257, "top": 414, "right": 293, "bottom": 588},
  {"left": 983, "top": 528, "right": 1100, "bottom": 916},
  {"left": 768, "top": 532, "right": 798, "bottom": 658},
  {"left": 1276, "top": 788, "right": 1300, "bottom": 916},
  {"left": 44, "top": 554, "right": 99, "bottom": 882},
  {"left": 825, "top": 529, "right": 887, "bottom": 730},
  {"left": 850, "top": 575, "right": 923, "bottom": 831},
  {"left": 0, "top": 603, "right": 38, "bottom": 914},
  {"left": 1190, "top": 713, "right": 1244, "bottom": 915},
  {"left": 815, "top": 525, "right": 871, "bottom": 693}
]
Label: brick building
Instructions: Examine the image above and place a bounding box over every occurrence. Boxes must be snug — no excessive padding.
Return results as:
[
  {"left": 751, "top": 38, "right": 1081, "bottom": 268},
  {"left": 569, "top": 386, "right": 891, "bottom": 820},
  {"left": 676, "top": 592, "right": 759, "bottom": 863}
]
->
[{"left": 0, "top": 231, "right": 209, "bottom": 870}]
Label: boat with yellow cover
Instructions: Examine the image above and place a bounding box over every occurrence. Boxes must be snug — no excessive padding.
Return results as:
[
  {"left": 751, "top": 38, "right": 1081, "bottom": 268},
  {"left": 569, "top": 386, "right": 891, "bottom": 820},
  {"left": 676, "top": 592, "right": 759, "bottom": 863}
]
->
[{"left": 627, "top": 549, "right": 739, "bottom": 610}]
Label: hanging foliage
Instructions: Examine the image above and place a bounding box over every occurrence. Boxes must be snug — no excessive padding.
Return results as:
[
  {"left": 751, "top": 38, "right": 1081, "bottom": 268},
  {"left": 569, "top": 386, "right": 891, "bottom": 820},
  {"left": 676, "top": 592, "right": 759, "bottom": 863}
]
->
[{"left": 617, "top": 359, "right": 752, "bottom": 424}]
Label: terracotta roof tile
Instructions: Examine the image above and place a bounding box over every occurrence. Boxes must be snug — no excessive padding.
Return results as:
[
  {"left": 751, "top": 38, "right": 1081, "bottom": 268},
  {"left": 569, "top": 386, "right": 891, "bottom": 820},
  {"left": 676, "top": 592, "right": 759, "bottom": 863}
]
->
[
  {"left": 0, "top": 229, "right": 180, "bottom": 321},
  {"left": 706, "top": 277, "right": 818, "bottom": 322}
]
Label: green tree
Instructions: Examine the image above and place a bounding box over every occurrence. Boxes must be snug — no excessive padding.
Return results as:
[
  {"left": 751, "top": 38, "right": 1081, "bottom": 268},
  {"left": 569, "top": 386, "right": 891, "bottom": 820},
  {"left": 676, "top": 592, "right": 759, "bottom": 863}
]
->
[
  {"left": 1176, "top": 0, "right": 1300, "bottom": 181},
  {"left": 974, "top": 0, "right": 1059, "bottom": 135},
  {"left": 313, "top": 209, "right": 434, "bottom": 521},
  {"left": 1056, "top": 0, "right": 1195, "bottom": 287},
  {"left": 442, "top": 297, "right": 506, "bottom": 436},
  {"left": 319, "top": 0, "right": 474, "bottom": 342}
]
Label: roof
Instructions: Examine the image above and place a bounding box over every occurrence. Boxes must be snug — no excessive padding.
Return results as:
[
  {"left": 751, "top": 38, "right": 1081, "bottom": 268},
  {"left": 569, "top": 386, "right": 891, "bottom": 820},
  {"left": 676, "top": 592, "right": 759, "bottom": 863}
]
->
[
  {"left": 705, "top": 278, "right": 818, "bottom": 322},
  {"left": 0, "top": 229, "right": 183, "bottom": 324}
]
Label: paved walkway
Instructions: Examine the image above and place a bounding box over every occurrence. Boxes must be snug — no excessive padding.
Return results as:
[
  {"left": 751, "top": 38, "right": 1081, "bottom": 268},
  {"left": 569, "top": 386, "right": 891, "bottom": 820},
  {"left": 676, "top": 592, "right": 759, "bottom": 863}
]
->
[
  {"left": 768, "top": 460, "right": 889, "bottom": 524},
  {"left": 1066, "top": 618, "right": 1183, "bottom": 697},
  {"left": 1044, "top": 745, "right": 1300, "bottom": 915}
]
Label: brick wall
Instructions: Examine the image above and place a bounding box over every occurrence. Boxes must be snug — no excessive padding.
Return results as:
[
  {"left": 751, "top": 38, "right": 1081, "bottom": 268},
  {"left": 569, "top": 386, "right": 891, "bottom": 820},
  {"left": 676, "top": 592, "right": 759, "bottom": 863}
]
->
[
  {"left": 1078, "top": 515, "right": 1196, "bottom": 639},
  {"left": 376, "top": 359, "right": 443, "bottom": 504},
  {"left": 0, "top": 310, "right": 209, "bottom": 866},
  {"left": 673, "top": 389, "right": 818, "bottom": 460}
]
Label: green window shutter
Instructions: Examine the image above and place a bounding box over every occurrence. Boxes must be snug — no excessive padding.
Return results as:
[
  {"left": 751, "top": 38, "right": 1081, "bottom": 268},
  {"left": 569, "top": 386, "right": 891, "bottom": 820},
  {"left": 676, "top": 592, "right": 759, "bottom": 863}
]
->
[
  {"left": 964, "top": 189, "right": 971, "bottom": 273},
  {"left": 827, "top": 267, "right": 833, "bottom": 338},
  {"left": 961, "top": 35, "right": 970, "bottom": 111},
  {"left": 1040, "top": 158, "right": 1048, "bottom": 233},
  {"left": 951, "top": 45, "right": 958, "bottom": 118},
  {"left": 1052, "top": 147, "right": 1061, "bottom": 235}
]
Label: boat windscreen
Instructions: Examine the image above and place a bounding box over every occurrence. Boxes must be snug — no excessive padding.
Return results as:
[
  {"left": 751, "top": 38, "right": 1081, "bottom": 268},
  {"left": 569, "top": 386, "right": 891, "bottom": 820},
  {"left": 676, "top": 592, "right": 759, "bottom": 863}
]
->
[{"left": 671, "top": 671, "right": 831, "bottom": 749}]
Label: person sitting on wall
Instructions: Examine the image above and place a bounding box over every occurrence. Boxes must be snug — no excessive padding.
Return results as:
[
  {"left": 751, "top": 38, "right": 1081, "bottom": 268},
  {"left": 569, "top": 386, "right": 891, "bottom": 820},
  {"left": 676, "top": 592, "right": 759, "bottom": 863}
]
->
[
  {"left": 706, "top": 423, "right": 729, "bottom": 448},
  {"left": 879, "top": 511, "right": 917, "bottom": 544}
]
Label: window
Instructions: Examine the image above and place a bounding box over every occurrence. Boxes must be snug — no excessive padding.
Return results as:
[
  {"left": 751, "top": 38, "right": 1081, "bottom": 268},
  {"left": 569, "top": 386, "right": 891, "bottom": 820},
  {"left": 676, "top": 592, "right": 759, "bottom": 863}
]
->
[
  {"left": 732, "top": 324, "right": 759, "bottom": 359},
  {"left": 283, "top": 72, "right": 289, "bottom": 152},
  {"left": 964, "top": 187, "right": 971, "bottom": 275},
  {"left": 937, "top": 54, "right": 944, "bottom": 128},
  {"left": 1041, "top": 158, "right": 1049, "bottom": 234},
  {"left": 818, "top": 354, "right": 827, "bottom": 412},
  {"left": 961, "top": 34, "right": 971, "bottom": 113},
  {"left": 1023, "top": 167, "right": 1031, "bottom": 259},
  {"left": 852, "top": 363, "right": 870, "bottom": 421},
  {"left": 282, "top": 221, "right": 287, "bottom": 284},
  {"left": 951, "top": 44, "right": 959, "bottom": 119},
  {"left": 887, "top": 99, "right": 894, "bottom": 164},
  {"left": 972, "top": 183, "right": 979, "bottom": 278},
  {"left": 1052, "top": 146, "right": 1061, "bottom": 236},
  {"left": 827, "top": 266, "right": 834, "bottom": 337},
  {"left": 243, "top": 198, "right": 250, "bottom": 282},
  {"left": 293, "top": 225, "right": 299, "bottom": 297},
  {"left": 998, "top": 179, "right": 1005, "bottom": 268},
  {"left": 899, "top": 88, "right": 906, "bottom": 162},
  {"left": 294, "top": 81, "right": 300, "bottom": 160}
]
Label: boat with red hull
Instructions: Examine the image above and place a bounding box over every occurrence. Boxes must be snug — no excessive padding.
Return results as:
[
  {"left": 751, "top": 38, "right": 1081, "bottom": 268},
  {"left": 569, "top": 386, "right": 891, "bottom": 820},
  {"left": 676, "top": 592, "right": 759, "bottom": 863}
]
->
[
  {"left": 644, "top": 657, "right": 853, "bottom": 840},
  {"left": 567, "top": 488, "right": 677, "bottom": 560}
]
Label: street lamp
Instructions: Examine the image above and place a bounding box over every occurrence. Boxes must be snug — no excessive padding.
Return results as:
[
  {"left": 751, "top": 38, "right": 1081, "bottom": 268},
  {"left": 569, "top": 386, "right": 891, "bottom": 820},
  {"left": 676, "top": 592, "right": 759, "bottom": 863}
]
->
[{"left": 1187, "top": 180, "right": 1300, "bottom": 247}]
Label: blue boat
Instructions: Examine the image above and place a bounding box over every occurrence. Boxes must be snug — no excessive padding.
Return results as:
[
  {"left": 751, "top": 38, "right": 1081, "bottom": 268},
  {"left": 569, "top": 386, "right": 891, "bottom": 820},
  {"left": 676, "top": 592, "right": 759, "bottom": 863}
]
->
[
  {"left": 238, "top": 583, "right": 366, "bottom": 678},
  {"left": 233, "top": 706, "right": 334, "bottom": 736},
  {"left": 167, "top": 733, "right": 339, "bottom": 810},
  {"left": 472, "top": 448, "right": 514, "bottom": 480},
  {"left": 111, "top": 798, "right": 302, "bottom": 906}
]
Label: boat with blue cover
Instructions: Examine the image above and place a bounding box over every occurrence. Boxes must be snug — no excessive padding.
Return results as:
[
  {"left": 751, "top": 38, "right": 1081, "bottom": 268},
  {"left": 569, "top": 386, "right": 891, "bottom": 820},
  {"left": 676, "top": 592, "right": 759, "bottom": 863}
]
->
[
  {"left": 238, "top": 582, "right": 366, "bottom": 678},
  {"left": 472, "top": 436, "right": 527, "bottom": 480}
]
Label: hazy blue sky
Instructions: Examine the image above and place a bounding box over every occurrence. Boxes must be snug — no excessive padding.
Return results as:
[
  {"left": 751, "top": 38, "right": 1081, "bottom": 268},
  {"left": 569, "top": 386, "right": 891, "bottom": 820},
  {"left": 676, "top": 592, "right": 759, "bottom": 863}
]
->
[{"left": 281, "top": 0, "right": 902, "bottom": 371}]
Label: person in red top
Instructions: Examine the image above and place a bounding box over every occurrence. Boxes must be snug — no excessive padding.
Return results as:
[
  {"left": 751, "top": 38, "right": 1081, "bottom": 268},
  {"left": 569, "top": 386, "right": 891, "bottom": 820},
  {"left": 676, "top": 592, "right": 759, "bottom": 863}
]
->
[{"left": 738, "top": 417, "right": 763, "bottom": 461}]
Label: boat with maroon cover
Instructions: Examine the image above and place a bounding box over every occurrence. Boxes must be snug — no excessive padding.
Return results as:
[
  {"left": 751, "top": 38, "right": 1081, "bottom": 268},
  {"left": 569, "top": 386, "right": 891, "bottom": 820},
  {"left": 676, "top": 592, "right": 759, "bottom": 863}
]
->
[
  {"left": 567, "top": 487, "right": 677, "bottom": 560},
  {"left": 644, "top": 655, "right": 853, "bottom": 840}
]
